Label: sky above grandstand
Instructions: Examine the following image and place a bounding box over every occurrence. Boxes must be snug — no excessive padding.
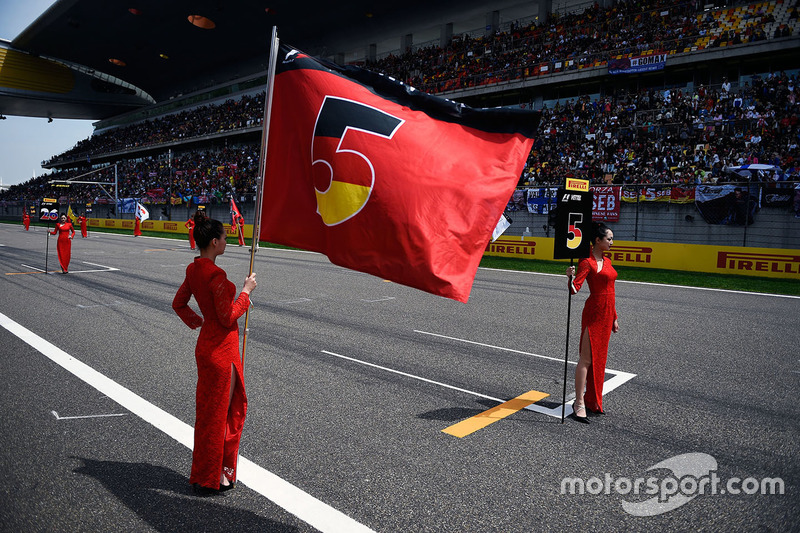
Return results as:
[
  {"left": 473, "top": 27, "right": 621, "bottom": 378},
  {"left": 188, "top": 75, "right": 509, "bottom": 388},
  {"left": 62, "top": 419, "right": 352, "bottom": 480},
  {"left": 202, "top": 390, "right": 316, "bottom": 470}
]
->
[{"left": 0, "top": 0, "right": 95, "bottom": 187}]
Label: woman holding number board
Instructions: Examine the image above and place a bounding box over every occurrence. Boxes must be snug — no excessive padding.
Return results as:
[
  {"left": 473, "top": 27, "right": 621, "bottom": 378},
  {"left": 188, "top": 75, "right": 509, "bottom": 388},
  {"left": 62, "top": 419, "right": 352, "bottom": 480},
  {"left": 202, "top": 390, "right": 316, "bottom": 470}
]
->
[
  {"left": 565, "top": 222, "right": 619, "bottom": 423},
  {"left": 50, "top": 213, "right": 75, "bottom": 273}
]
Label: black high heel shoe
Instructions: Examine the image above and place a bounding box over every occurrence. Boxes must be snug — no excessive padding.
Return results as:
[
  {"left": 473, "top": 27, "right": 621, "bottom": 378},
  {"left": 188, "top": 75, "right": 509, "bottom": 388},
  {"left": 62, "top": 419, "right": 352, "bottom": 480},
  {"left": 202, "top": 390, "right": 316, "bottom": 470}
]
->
[
  {"left": 219, "top": 482, "right": 235, "bottom": 492},
  {"left": 571, "top": 403, "right": 590, "bottom": 424},
  {"left": 192, "top": 483, "right": 221, "bottom": 496}
]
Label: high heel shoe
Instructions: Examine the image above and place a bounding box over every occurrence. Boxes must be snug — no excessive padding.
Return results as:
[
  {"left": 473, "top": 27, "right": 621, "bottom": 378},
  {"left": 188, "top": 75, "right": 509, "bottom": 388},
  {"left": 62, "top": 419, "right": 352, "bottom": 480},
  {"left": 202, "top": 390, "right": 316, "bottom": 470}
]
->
[
  {"left": 219, "top": 482, "right": 235, "bottom": 492},
  {"left": 571, "top": 403, "right": 590, "bottom": 424}
]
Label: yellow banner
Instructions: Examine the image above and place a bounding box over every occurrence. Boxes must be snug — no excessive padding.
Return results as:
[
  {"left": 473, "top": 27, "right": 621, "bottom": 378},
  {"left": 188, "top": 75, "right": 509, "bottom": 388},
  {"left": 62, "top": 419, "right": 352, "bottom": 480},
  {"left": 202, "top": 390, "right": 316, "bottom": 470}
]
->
[
  {"left": 485, "top": 237, "right": 800, "bottom": 280},
  {"left": 566, "top": 178, "right": 590, "bottom": 192},
  {"left": 86, "top": 218, "right": 253, "bottom": 238}
]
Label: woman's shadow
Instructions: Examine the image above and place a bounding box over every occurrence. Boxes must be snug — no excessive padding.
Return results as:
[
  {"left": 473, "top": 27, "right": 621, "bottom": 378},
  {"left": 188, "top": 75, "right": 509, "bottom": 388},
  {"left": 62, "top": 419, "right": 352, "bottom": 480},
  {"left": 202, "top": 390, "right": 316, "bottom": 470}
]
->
[{"left": 73, "top": 457, "right": 300, "bottom": 532}]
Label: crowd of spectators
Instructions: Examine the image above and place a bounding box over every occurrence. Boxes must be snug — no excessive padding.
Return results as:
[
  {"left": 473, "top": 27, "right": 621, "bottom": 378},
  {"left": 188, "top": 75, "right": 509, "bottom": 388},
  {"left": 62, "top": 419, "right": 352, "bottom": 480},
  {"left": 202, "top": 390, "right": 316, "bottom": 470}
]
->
[
  {"left": 521, "top": 70, "right": 800, "bottom": 186},
  {"left": 366, "top": 0, "right": 797, "bottom": 94},
  {"left": 1, "top": 0, "right": 798, "bottom": 210},
  {"left": 45, "top": 93, "right": 265, "bottom": 165},
  {"left": 4, "top": 145, "right": 260, "bottom": 209}
]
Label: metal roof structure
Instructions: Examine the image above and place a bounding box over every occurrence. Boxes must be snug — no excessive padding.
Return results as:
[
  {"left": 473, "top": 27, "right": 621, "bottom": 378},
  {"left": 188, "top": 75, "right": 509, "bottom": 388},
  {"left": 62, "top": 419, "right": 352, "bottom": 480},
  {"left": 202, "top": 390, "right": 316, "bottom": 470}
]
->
[{"left": 0, "top": 0, "right": 487, "bottom": 120}]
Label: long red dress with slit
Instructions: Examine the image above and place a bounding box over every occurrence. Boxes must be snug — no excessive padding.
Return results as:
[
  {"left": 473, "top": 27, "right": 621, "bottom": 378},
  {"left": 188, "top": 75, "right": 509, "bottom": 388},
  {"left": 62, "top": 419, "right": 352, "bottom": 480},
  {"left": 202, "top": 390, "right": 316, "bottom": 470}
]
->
[
  {"left": 134, "top": 217, "right": 142, "bottom": 236},
  {"left": 570, "top": 255, "right": 617, "bottom": 413},
  {"left": 50, "top": 222, "right": 75, "bottom": 272},
  {"left": 78, "top": 216, "right": 88, "bottom": 238},
  {"left": 172, "top": 257, "right": 250, "bottom": 489},
  {"left": 185, "top": 219, "right": 196, "bottom": 249}
]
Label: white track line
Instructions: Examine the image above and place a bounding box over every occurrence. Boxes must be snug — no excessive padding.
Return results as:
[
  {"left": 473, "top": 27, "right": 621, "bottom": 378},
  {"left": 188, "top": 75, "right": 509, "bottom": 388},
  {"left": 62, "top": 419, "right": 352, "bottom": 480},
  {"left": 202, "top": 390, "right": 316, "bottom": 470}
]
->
[
  {"left": 324, "top": 331, "right": 636, "bottom": 420},
  {"left": 480, "top": 267, "right": 800, "bottom": 299},
  {"left": 0, "top": 311, "right": 374, "bottom": 533}
]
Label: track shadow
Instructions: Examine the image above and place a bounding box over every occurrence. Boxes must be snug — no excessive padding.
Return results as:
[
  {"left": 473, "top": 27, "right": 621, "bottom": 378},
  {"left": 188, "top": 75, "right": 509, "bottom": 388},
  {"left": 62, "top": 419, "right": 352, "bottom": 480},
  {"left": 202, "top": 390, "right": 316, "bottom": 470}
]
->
[
  {"left": 416, "top": 399, "right": 499, "bottom": 421},
  {"left": 73, "top": 457, "right": 299, "bottom": 533}
]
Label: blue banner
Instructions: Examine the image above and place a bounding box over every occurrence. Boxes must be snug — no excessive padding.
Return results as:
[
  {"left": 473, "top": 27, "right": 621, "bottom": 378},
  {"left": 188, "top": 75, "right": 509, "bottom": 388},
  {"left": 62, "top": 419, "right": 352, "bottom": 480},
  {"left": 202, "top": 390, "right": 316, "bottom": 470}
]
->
[
  {"left": 526, "top": 187, "right": 558, "bottom": 214},
  {"left": 608, "top": 53, "right": 667, "bottom": 75}
]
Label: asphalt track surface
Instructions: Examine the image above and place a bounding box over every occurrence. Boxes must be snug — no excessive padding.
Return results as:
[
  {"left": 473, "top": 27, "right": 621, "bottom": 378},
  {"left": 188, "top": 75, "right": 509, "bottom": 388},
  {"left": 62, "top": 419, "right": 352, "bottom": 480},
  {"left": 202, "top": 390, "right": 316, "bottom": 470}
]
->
[{"left": 0, "top": 223, "right": 796, "bottom": 532}]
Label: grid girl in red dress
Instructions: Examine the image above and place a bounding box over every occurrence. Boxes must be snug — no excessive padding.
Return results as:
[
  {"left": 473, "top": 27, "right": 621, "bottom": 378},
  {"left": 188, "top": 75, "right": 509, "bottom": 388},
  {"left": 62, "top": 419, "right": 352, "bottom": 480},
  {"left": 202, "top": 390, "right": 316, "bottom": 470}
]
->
[
  {"left": 566, "top": 222, "right": 619, "bottom": 423},
  {"left": 50, "top": 214, "right": 75, "bottom": 273},
  {"left": 172, "top": 211, "right": 257, "bottom": 494}
]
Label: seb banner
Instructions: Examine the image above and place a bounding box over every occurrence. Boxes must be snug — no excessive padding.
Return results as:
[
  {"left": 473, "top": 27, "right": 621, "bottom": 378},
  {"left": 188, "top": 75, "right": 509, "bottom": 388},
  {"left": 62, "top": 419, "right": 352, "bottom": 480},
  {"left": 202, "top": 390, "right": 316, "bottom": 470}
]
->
[
  {"left": 486, "top": 237, "right": 799, "bottom": 280},
  {"left": 592, "top": 186, "right": 620, "bottom": 222},
  {"left": 554, "top": 178, "right": 593, "bottom": 260}
]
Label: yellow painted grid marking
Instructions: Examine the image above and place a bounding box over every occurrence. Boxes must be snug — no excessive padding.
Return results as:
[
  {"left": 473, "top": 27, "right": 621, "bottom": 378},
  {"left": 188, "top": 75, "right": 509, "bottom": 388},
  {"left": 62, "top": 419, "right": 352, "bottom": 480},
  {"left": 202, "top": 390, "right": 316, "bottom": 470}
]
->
[{"left": 442, "top": 389, "right": 549, "bottom": 438}]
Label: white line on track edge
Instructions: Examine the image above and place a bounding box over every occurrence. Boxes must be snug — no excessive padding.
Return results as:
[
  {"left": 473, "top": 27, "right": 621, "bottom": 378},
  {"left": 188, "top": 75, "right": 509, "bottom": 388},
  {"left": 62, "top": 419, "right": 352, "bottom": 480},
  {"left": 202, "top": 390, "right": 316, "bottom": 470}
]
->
[
  {"left": 325, "top": 331, "right": 637, "bottom": 420},
  {"left": 0, "top": 311, "right": 374, "bottom": 533}
]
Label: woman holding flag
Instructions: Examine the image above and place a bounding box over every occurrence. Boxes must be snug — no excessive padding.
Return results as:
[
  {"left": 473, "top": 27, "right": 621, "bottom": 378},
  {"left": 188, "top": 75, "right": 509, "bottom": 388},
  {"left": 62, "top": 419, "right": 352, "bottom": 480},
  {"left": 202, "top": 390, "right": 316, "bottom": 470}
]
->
[
  {"left": 172, "top": 211, "right": 257, "bottom": 495},
  {"left": 566, "top": 222, "right": 619, "bottom": 423},
  {"left": 22, "top": 210, "right": 30, "bottom": 231},
  {"left": 185, "top": 215, "right": 196, "bottom": 250},
  {"left": 134, "top": 202, "right": 148, "bottom": 237},
  {"left": 230, "top": 198, "right": 245, "bottom": 247},
  {"left": 50, "top": 213, "right": 75, "bottom": 273}
]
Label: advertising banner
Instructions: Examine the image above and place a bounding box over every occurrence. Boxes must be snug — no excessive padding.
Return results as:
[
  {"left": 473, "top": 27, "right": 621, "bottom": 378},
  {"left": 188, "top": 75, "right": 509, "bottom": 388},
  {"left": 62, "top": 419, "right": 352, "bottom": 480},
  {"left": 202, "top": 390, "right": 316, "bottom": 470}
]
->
[
  {"left": 485, "top": 237, "right": 799, "bottom": 280},
  {"left": 608, "top": 53, "right": 667, "bottom": 75},
  {"left": 591, "top": 186, "right": 621, "bottom": 222}
]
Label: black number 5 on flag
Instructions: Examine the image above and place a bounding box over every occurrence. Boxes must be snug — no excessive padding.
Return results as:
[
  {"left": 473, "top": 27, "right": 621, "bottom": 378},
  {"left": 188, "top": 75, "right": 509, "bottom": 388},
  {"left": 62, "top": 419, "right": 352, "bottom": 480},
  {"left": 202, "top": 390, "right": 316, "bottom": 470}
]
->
[{"left": 553, "top": 179, "right": 592, "bottom": 260}]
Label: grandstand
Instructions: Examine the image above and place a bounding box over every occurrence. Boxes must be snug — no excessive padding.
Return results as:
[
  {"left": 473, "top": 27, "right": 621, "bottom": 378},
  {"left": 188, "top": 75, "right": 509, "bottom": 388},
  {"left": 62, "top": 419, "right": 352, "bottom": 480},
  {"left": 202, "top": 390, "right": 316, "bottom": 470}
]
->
[{"left": 0, "top": 0, "right": 798, "bottom": 249}]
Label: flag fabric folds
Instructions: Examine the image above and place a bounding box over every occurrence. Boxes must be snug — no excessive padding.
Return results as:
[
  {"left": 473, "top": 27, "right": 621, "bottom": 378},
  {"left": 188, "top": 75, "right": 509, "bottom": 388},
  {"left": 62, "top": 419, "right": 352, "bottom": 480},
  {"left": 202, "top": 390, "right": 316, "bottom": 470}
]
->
[
  {"left": 135, "top": 202, "right": 150, "bottom": 222},
  {"left": 230, "top": 197, "right": 243, "bottom": 224},
  {"left": 259, "top": 45, "right": 540, "bottom": 302},
  {"left": 66, "top": 205, "right": 77, "bottom": 225}
]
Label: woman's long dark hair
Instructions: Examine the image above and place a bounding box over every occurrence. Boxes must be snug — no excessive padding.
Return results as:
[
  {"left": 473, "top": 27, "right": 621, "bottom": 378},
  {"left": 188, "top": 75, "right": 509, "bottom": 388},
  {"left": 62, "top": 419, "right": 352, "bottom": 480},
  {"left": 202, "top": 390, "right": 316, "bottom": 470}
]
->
[{"left": 193, "top": 210, "right": 224, "bottom": 249}]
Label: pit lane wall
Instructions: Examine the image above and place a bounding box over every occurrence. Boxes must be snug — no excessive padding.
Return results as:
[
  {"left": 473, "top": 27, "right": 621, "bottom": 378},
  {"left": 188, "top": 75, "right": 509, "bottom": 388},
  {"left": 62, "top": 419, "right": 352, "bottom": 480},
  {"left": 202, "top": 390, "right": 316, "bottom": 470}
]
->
[
  {"left": 485, "top": 236, "right": 800, "bottom": 279},
  {"left": 87, "top": 217, "right": 253, "bottom": 238}
]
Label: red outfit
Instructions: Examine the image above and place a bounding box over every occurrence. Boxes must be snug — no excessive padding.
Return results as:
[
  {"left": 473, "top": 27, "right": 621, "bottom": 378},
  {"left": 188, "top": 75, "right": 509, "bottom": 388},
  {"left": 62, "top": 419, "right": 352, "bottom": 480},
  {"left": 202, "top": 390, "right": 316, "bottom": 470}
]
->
[
  {"left": 185, "top": 219, "right": 196, "bottom": 249},
  {"left": 23, "top": 213, "right": 30, "bottom": 231},
  {"left": 234, "top": 215, "right": 245, "bottom": 246},
  {"left": 172, "top": 257, "right": 250, "bottom": 489},
  {"left": 134, "top": 217, "right": 142, "bottom": 236},
  {"left": 570, "top": 255, "right": 618, "bottom": 413},
  {"left": 50, "top": 222, "right": 75, "bottom": 272},
  {"left": 78, "top": 216, "right": 88, "bottom": 237}
]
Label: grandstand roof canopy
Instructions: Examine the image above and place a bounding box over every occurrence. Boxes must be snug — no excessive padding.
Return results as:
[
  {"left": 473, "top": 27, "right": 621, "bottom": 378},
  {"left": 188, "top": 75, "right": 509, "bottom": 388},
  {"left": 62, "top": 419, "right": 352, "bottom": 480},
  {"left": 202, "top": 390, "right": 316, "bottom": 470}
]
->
[{"left": 4, "top": 0, "right": 475, "bottom": 120}]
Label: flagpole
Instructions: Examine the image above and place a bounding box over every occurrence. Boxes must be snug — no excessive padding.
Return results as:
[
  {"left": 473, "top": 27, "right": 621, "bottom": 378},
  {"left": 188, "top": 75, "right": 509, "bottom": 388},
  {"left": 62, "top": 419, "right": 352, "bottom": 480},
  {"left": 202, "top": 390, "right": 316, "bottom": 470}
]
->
[
  {"left": 241, "top": 26, "right": 280, "bottom": 370},
  {"left": 561, "top": 258, "right": 574, "bottom": 423}
]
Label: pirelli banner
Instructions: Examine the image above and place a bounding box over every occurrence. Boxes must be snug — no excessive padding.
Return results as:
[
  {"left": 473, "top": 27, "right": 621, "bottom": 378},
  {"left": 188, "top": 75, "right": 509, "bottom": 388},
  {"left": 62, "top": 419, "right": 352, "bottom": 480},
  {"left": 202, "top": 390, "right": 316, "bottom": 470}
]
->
[
  {"left": 485, "top": 237, "right": 800, "bottom": 280},
  {"left": 86, "top": 218, "right": 253, "bottom": 238}
]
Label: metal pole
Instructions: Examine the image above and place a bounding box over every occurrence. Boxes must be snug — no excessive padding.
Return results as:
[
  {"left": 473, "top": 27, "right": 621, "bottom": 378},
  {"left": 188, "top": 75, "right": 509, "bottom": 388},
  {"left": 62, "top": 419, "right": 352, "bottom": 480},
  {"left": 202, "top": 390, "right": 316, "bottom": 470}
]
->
[
  {"left": 168, "top": 149, "right": 173, "bottom": 221},
  {"left": 561, "top": 258, "right": 574, "bottom": 423},
  {"left": 634, "top": 184, "right": 640, "bottom": 241},
  {"left": 241, "top": 26, "right": 280, "bottom": 370},
  {"left": 114, "top": 164, "right": 119, "bottom": 218}
]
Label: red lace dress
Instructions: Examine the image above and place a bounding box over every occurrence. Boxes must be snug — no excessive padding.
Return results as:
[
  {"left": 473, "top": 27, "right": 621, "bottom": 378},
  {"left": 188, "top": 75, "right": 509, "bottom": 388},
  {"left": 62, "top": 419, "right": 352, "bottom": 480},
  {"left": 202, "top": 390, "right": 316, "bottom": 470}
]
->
[
  {"left": 570, "top": 255, "right": 618, "bottom": 413},
  {"left": 172, "top": 257, "right": 250, "bottom": 489},
  {"left": 50, "top": 222, "right": 75, "bottom": 272}
]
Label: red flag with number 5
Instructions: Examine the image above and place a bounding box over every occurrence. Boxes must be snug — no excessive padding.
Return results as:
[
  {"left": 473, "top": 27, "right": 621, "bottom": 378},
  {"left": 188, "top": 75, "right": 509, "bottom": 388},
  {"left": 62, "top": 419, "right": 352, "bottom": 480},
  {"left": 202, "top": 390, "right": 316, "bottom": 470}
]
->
[{"left": 259, "top": 45, "right": 539, "bottom": 303}]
